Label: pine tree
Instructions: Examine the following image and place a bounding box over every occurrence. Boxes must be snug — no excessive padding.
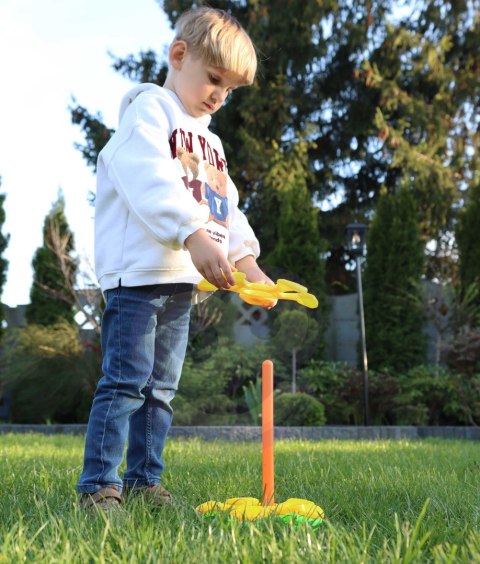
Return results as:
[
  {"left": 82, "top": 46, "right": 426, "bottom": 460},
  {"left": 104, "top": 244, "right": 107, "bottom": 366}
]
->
[
  {"left": 363, "top": 187, "right": 426, "bottom": 371},
  {"left": 0, "top": 184, "right": 10, "bottom": 340},
  {"left": 456, "top": 182, "right": 480, "bottom": 324},
  {"left": 263, "top": 136, "right": 326, "bottom": 299},
  {"left": 26, "top": 194, "right": 77, "bottom": 326},
  {"left": 350, "top": 0, "right": 480, "bottom": 282},
  {"left": 261, "top": 136, "right": 328, "bottom": 354}
]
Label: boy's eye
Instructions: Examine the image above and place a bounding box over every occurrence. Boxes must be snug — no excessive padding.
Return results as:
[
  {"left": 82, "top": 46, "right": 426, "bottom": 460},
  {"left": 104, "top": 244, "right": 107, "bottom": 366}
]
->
[{"left": 208, "top": 74, "right": 220, "bottom": 84}]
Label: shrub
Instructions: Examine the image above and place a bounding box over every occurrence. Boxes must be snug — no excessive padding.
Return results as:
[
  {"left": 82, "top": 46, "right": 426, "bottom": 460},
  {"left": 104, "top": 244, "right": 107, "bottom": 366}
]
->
[
  {"left": 394, "top": 364, "right": 471, "bottom": 425},
  {"left": 298, "top": 360, "right": 359, "bottom": 423},
  {"left": 448, "top": 372, "right": 480, "bottom": 425},
  {"left": 174, "top": 337, "right": 285, "bottom": 425},
  {"left": 242, "top": 378, "right": 262, "bottom": 425},
  {"left": 299, "top": 360, "right": 480, "bottom": 426},
  {"left": 299, "top": 360, "right": 406, "bottom": 425},
  {"left": 1, "top": 323, "right": 101, "bottom": 423},
  {"left": 274, "top": 392, "right": 326, "bottom": 426},
  {"left": 443, "top": 327, "right": 480, "bottom": 376},
  {"left": 172, "top": 355, "right": 236, "bottom": 425}
]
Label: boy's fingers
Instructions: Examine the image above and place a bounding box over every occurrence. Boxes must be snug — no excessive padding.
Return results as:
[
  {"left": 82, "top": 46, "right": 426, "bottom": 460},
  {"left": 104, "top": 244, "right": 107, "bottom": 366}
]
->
[
  {"left": 204, "top": 265, "right": 231, "bottom": 289},
  {"left": 221, "top": 266, "right": 236, "bottom": 287},
  {"left": 213, "top": 270, "right": 228, "bottom": 288}
]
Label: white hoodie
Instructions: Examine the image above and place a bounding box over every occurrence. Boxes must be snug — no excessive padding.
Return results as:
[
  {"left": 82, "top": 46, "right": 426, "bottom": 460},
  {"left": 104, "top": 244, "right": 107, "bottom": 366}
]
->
[{"left": 94, "top": 83, "right": 260, "bottom": 292}]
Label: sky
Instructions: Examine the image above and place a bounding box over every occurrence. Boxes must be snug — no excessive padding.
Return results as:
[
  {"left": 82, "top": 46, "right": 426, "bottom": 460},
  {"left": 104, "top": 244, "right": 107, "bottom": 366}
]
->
[{"left": 0, "top": 0, "right": 174, "bottom": 307}]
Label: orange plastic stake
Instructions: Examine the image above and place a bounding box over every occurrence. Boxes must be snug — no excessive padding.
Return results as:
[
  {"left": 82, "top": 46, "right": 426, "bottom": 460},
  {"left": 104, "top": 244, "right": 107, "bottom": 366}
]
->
[{"left": 262, "top": 360, "right": 275, "bottom": 506}]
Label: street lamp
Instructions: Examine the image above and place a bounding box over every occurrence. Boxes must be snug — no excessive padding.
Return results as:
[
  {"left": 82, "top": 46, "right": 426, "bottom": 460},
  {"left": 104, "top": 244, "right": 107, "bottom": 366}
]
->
[{"left": 345, "top": 223, "right": 369, "bottom": 426}]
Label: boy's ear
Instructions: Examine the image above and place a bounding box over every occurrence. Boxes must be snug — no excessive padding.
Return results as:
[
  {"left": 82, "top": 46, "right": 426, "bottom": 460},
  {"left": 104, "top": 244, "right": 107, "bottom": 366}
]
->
[{"left": 169, "top": 40, "right": 188, "bottom": 70}]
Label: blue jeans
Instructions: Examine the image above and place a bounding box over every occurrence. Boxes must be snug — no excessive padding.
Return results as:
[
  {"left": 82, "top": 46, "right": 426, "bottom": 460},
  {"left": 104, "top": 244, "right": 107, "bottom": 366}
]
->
[{"left": 77, "top": 283, "right": 193, "bottom": 494}]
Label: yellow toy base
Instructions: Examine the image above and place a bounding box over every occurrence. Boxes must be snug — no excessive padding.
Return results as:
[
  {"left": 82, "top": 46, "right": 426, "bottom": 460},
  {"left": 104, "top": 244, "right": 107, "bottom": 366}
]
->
[{"left": 196, "top": 496, "right": 325, "bottom": 523}]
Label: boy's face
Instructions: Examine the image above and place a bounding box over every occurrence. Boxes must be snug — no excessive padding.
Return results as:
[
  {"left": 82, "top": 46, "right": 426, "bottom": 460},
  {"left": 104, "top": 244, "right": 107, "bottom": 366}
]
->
[{"left": 166, "top": 42, "right": 245, "bottom": 118}]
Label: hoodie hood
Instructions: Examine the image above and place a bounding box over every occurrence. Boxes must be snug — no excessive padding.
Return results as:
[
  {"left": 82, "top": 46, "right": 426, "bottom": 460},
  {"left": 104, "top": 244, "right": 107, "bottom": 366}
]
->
[{"left": 118, "top": 83, "right": 212, "bottom": 127}]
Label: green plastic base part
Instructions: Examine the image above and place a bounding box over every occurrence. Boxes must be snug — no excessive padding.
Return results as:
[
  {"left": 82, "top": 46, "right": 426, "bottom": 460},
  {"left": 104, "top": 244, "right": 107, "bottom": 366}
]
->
[
  {"left": 277, "top": 514, "right": 324, "bottom": 529},
  {"left": 202, "top": 512, "right": 324, "bottom": 530}
]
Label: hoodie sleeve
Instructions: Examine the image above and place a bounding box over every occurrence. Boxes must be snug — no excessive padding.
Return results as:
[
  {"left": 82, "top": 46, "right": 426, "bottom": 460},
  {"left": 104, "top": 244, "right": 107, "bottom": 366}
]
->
[
  {"left": 99, "top": 91, "right": 206, "bottom": 250},
  {"left": 227, "top": 177, "right": 260, "bottom": 264}
]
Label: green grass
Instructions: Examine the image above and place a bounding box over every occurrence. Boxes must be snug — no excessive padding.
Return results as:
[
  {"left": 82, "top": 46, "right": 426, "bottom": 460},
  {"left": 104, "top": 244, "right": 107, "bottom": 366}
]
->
[{"left": 0, "top": 434, "right": 479, "bottom": 562}]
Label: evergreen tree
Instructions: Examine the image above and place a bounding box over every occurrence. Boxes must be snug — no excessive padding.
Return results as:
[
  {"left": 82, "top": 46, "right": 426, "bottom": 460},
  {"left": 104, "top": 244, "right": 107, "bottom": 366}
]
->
[
  {"left": 0, "top": 183, "right": 10, "bottom": 340},
  {"left": 26, "top": 194, "right": 77, "bottom": 326},
  {"left": 263, "top": 136, "right": 326, "bottom": 300},
  {"left": 363, "top": 187, "right": 425, "bottom": 371},
  {"left": 456, "top": 182, "right": 480, "bottom": 323}
]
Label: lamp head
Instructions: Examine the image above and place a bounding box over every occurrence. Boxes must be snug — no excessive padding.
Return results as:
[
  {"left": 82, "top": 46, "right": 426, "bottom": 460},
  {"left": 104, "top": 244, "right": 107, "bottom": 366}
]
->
[{"left": 345, "top": 223, "right": 367, "bottom": 257}]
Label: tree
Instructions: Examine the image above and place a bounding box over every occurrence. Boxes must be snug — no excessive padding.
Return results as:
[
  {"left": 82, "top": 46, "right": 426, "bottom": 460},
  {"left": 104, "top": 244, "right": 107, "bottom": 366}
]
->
[
  {"left": 269, "top": 309, "right": 319, "bottom": 393},
  {"left": 363, "top": 187, "right": 425, "bottom": 371},
  {"left": 39, "top": 218, "right": 102, "bottom": 334},
  {"left": 2, "top": 321, "right": 101, "bottom": 423},
  {"left": 356, "top": 2, "right": 480, "bottom": 283},
  {"left": 26, "top": 193, "right": 77, "bottom": 326},
  {"left": 456, "top": 183, "right": 480, "bottom": 316},
  {"left": 263, "top": 136, "right": 326, "bottom": 297},
  {"left": 198, "top": 0, "right": 479, "bottom": 290},
  {"left": 260, "top": 134, "right": 328, "bottom": 348},
  {"left": 0, "top": 182, "right": 9, "bottom": 341},
  {"left": 70, "top": 103, "right": 116, "bottom": 174}
]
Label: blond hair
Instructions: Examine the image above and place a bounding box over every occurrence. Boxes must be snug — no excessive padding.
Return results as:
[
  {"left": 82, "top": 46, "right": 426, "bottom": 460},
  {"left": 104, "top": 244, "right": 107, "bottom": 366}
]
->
[{"left": 173, "top": 7, "right": 257, "bottom": 85}]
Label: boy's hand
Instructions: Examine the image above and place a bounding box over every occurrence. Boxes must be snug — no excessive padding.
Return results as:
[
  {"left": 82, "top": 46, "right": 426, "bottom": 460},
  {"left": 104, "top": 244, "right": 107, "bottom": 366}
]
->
[
  {"left": 185, "top": 229, "right": 236, "bottom": 288},
  {"left": 235, "top": 255, "right": 274, "bottom": 285},
  {"left": 235, "top": 256, "right": 277, "bottom": 309}
]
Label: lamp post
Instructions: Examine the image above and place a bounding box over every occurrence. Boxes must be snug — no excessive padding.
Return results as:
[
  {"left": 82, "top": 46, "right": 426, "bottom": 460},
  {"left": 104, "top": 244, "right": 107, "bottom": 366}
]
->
[{"left": 345, "top": 223, "right": 369, "bottom": 426}]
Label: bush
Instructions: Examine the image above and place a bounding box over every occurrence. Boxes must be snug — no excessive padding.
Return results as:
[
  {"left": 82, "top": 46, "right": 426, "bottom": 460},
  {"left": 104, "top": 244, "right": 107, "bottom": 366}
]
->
[
  {"left": 172, "top": 355, "right": 236, "bottom": 425},
  {"left": 395, "top": 364, "right": 480, "bottom": 425},
  {"left": 274, "top": 392, "right": 325, "bottom": 426},
  {"left": 174, "top": 337, "right": 284, "bottom": 425},
  {"left": 298, "top": 360, "right": 399, "bottom": 425},
  {"left": 298, "top": 360, "right": 359, "bottom": 423},
  {"left": 299, "top": 360, "right": 480, "bottom": 426},
  {"left": 0, "top": 323, "right": 101, "bottom": 423},
  {"left": 394, "top": 365, "right": 452, "bottom": 425},
  {"left": 448, "top": 372, "right": 480, "bottom": 425},
  {"left": 443, "top": 328, "right": 480, "bottom": 376}
]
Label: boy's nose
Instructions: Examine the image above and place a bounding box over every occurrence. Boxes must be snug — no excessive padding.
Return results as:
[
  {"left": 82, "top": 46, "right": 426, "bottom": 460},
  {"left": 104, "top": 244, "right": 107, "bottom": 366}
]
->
[{"left": 212, "top": 88, "right": 228, "bottom": 105}]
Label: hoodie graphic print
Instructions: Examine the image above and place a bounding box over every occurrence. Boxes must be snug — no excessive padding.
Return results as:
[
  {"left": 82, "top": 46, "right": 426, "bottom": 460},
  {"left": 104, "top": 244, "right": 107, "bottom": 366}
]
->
[{"left": 174, "top": 138, "right": 229, "bottom": 252}]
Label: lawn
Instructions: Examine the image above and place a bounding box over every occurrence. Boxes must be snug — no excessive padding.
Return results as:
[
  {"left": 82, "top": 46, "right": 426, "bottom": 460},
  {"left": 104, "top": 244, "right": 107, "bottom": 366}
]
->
[{"left": 0, "top": 433, "right": 479, "bottom": 562}]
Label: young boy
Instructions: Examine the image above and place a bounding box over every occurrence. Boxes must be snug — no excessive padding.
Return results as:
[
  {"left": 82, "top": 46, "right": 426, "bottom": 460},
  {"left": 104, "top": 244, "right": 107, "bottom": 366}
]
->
[{"left": 77, "top": 7, "right": 272, "bottom": 510}]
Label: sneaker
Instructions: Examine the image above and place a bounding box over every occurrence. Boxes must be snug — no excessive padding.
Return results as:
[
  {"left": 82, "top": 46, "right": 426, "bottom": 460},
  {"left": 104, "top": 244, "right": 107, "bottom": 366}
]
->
[
  {"left": 78, "top": 486, "right": 122, "bottom": 513},
  {"left": 123, "top": 484, "right": 173, "bottom": 506}
]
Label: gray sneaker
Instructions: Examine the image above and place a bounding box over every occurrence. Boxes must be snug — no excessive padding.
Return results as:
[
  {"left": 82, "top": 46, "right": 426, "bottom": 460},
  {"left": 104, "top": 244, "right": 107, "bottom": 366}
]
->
[
  {"left": 123, "top": 484, "right": 173, "bottom": 506},
  {"left": 78, "top": 486, "right": 122, "bottom": 513}
]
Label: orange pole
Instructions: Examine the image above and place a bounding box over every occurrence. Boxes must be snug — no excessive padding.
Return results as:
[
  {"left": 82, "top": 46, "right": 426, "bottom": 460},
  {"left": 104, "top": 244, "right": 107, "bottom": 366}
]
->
[{"left": 262, "top": 359, "right": 274, "bottom": 506}]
